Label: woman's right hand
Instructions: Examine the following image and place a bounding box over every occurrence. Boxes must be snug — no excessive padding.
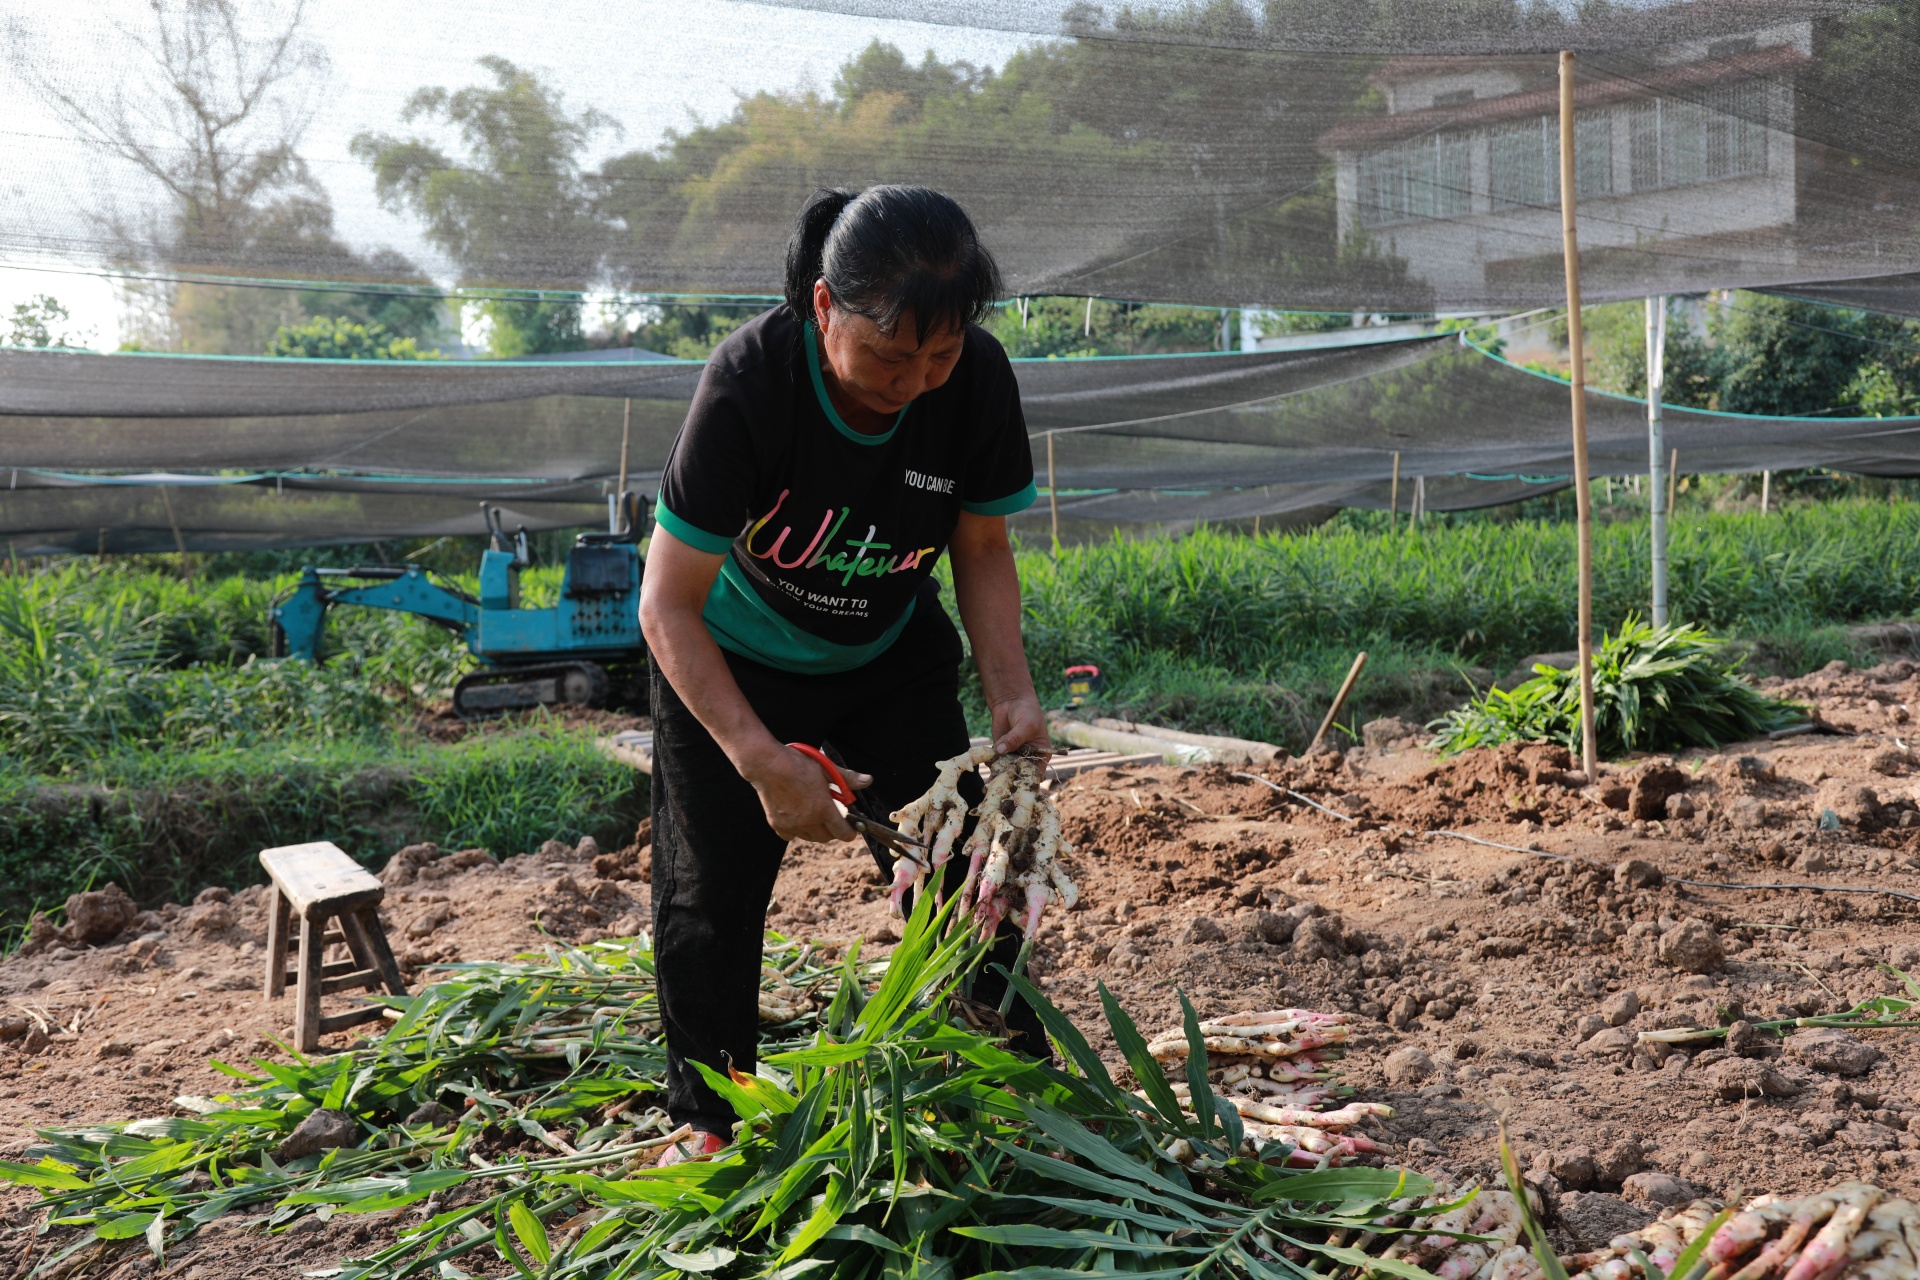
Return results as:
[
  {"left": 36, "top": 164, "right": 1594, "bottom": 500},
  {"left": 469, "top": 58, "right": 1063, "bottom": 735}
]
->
[{"left": 742, "top": 744, "right": 871, "bottom": 844}]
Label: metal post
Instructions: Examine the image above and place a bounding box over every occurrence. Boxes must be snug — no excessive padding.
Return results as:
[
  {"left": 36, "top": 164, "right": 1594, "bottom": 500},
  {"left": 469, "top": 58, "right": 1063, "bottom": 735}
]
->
[
  {"left": 1646, "top": 296, "right": 1669, "bottom": 628},
  {"left": 1047, "top": 430, "right": 1060, "bottom": 552},
  {"left": 1559, "top": 50, "right": 1600, "bottom": 785},
  {"left": 1389, "top": 451, "right": 1401, "bottom": 532}
]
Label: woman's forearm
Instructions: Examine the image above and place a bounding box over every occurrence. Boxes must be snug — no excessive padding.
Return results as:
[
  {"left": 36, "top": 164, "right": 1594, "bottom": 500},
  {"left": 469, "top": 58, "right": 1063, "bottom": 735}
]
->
[
  {"left": 949, "top": 513, "right": 1047, "bottom": 752},
  {"left": 644, "top": 604, "right": 785, "bottom": 776}
]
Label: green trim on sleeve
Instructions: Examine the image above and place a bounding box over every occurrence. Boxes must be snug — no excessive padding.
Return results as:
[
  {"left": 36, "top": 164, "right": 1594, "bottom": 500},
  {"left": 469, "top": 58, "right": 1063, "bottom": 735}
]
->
[
  {"left": 653, "top": 504, "right": 738, "bottom": 555},
  {"left": 961, "top": 480, "right": 1038, "bottom": 517}
]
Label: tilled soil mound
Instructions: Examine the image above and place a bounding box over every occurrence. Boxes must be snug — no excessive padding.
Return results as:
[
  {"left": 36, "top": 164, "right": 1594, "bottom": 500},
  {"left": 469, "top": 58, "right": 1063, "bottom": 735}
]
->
[{"left": 3, "top": 660, "right": 1919, "bottom": 1275}]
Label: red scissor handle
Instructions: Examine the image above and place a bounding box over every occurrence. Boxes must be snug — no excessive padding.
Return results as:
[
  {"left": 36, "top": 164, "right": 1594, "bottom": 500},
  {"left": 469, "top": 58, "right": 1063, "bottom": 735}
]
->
[{"left": 785, "top": 742, "right": 853, "bottom": 806}]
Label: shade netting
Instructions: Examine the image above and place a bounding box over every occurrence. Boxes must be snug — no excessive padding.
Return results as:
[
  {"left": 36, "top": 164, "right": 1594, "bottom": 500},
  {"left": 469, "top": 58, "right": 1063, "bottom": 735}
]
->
[
  {"left": 8, "top": 2, "right": 1920, "bottom": 314},
  {"left": 7, "top": 331, "right": 1920, "bottom": 550}
]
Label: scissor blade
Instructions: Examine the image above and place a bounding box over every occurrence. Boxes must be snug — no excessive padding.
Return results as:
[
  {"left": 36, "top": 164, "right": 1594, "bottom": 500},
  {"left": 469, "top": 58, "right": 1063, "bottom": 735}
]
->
[{"left": 848, "top": 815, "right": 928, "bottom": 851}]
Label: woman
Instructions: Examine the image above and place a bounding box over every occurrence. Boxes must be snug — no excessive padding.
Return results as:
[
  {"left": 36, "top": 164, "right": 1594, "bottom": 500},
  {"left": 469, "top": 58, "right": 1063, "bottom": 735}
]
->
[{"left": 640, "top": 185, "right": 1050, "bottom": 1162}]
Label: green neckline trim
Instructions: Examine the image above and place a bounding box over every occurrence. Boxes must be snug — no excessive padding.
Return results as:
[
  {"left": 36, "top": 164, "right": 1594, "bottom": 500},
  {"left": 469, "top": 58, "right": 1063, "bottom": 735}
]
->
[{"left": 805, "top": 325, "right": 909, "bottom": 445}]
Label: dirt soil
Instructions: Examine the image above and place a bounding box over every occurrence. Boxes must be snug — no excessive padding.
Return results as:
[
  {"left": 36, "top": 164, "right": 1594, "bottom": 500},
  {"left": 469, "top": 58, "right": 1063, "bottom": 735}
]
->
[{"left": 4, "top": 658, "right": 1920, "bottom": 1275}]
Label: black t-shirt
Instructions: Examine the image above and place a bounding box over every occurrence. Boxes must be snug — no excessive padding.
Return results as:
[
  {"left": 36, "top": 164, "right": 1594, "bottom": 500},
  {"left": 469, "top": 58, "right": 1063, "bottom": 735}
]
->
[{"left": 655, "top": 305, "right": 1036, "bottom": 674}]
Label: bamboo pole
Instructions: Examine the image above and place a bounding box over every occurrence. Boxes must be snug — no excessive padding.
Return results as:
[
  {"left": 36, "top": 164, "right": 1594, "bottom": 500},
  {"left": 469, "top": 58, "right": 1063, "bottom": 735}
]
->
[
  {"left": 1761, "top": 470, "right": 1771, "bottom": 514},
  {"left": 159, "top": 485, "right": 192, "bottom": 581},
  {"left": 1646, "top": 296, "right": 1669, "bottom": 628},
  {"left": 1047, "top": 430, "right": 1060, "bottom": 552},
  {"left": 1389, "top": 451, "right": 1400, "bottom": 531},
  {"left": 1668, "top": 447, "right": 1679, "bottom": 517},
  {"left": 1559, "top": 50, "right": 1599, "bottom": 784},
  {"left": 617, "top": 397, "right": 632, "bottom": 500},
  {"left": 1308, "top": 651, "right": 1369, "bottom": 755}
]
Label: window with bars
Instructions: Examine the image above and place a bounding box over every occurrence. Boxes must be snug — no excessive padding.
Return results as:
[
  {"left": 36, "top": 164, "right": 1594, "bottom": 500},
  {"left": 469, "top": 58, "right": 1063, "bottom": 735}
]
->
[
  {"left": 1489, "top": 112, "right": 1612, "bottom": 211},
  {"left": 1629, "top": 80, "right": 1770, "bottom": 192},
  {"left": 1357, "top": 132, "right": 1472, "bottom": 227}
]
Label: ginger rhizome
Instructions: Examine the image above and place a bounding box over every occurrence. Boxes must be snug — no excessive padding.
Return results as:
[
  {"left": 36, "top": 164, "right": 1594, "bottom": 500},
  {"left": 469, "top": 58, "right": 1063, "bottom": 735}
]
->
[{"left": 888, "top": 745, "right": 1078, "bottom": 935}]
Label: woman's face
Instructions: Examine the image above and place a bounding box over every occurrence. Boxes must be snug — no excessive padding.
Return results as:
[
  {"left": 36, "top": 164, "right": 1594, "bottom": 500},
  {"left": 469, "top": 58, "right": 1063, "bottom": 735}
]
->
[{"left": 813, "top": 280, "right": 965, "bottom": 421}]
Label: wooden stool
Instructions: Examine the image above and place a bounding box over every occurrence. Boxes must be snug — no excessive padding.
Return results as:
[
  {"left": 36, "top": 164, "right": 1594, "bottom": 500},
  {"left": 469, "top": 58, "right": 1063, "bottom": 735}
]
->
[{"left": 260, "top": 841, "right": 408, "bottom": 1052}]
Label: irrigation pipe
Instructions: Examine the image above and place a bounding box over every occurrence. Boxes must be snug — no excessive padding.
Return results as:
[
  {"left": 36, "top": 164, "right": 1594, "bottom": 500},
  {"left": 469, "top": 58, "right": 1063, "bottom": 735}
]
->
[{"left": 1228, "top": 772, "right": 1920, "bottom": 904}]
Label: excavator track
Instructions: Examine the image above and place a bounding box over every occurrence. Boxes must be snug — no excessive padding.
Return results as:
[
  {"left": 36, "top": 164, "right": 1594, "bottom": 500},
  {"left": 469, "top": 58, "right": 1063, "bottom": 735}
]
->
[{"left": 452, "top": 661, "right": 609, "bottom": 718}]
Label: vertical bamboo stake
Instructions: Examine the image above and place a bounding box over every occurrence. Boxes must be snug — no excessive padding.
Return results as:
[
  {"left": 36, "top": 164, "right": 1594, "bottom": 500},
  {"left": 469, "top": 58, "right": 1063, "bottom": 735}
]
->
[
  {"left": 1559, "top": 50, "right": 1599, "bottom": 784},
  {"left": 1047, "top": 430, "right": 1060, "bottom": 552},
  {"left": 1308, "top": 651, "right": 1369, "bottom": 755},
  {"left": 1083, "top": 296, "right": 1094, "bottom": 338},
  {"left": 1761, "top": 470, "right": 1771, "bottom": 514},
  {"left": 1668, "top": 447, "right": 1679, "bottom": 517},
  {"left": 1389, "top": 451, "right": 1401, "bottom": 531},
  {"left": 1646, "top": 295, "right": 1669, "bottom": 628},
  {"left": 159, "top": 485, "right": 192, "bottom": 581},
  {"left": 617, "top": 397, "right": 632, "bottom": 501}
]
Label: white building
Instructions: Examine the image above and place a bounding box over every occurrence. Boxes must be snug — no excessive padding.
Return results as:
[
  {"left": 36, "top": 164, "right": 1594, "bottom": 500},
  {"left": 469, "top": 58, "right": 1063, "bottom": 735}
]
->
[{"left": 1318, "top": 23, "right": 1810, "bottom": 307}]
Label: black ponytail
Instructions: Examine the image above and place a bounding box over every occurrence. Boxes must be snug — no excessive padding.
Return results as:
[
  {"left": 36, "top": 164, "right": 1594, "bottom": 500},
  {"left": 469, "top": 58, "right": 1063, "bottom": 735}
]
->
[{"left": 782, "top": 185, "right": 1002, "bottom": 344}]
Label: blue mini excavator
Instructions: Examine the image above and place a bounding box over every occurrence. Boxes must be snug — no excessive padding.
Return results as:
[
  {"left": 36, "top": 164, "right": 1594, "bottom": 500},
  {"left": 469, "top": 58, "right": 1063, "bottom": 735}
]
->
[{"left": 272, "top": 494, "right": 651, "bottom": 717}]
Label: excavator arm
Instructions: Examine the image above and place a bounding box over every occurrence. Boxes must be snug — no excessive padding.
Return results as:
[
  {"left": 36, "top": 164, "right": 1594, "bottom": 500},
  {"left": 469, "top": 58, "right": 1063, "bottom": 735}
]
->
[{"left": 272, "top": 566, "right": 479, "bottom": 661}]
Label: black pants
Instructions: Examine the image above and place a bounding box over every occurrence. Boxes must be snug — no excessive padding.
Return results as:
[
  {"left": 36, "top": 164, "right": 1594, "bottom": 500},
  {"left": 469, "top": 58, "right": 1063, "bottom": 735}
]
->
[{"left": 648, "top": 584, "right": 1044, "bottom": 1133}]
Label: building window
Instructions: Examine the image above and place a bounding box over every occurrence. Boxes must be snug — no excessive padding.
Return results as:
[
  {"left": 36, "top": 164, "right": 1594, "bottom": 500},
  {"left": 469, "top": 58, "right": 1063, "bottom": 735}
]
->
[
  {"left": 1629, "top": 81, "right": 1769, "bottom": 192},
  {"left": 1357, "top": 133, "right": 1471, "bottom": 227},
  {"left": 1489, "top": 112, "right": 1612, "bottom": 211}
]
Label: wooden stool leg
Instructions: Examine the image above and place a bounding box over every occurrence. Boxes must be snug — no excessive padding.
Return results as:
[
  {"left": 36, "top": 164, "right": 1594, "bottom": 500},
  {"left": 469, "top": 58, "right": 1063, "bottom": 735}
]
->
[
  {"left": 296, "top": 913, "right": 325, "bottom": 1053},
  {"left": 264, "top": 889, "right": 292, "bottom": 1000},
  {"left": 346, "top": 907, "right": 409, "bottom": 997}
]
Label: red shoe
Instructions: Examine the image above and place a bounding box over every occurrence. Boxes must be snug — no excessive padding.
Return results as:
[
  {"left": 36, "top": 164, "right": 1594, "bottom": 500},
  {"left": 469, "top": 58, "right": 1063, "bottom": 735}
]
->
[{"left": 654, "top": 1129, "right": 727, "bottom": 1167}]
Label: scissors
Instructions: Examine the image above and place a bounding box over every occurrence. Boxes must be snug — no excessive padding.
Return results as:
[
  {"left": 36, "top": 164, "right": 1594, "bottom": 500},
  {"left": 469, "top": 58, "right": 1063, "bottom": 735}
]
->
[{"left": 785, "top": 742, "right": 930, "bottom": 857}]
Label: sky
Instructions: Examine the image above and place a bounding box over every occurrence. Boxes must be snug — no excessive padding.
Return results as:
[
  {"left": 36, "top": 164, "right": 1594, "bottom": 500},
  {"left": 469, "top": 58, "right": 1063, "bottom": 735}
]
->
[{"left": 0, "top": 0, "right": 1038, "bottom": 349}]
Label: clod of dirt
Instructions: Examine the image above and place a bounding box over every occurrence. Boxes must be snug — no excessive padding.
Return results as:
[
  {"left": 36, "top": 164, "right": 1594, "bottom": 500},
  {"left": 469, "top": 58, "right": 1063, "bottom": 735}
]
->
[
  {"left": 1619, "top": 1171, "right": 1701, "bottom": 1209},
  {"left": 53, "top": 882, "right": 139, "bottom": 947},
  {"left": 1542, "top": 1145, "right": 1598, "bottom": 1189},
  {"left": 1600, "top": 990, "right": 1641, "bottom": 1027},
  {"left": 405, "top": 1101, "right": 456, "bottom": 1127},
  {"left": 1815, "top": 781, "right": 1881, "bottom": 827},
  {"left": 1784, "top": 1027, "right": 1883, "bottom": 1077},
  {"left": 1705, "top": 1057, "right": 1799, "bottom": 1100},
  {"left": 1572, "top": 1014, "right": 1608, "bottom": 1045},
  {"left": 1665, "top": 793, "right": 1696, "bottom": 819},
  {"left": 276, "top": 1108, "right": 357, "bottom": 1160},
  {"left": 1361, "top": 717, "right": 1422, "bottom": 748},
  {"left": 1656, "top": 919, "right": 1725, "bottom": 973},
  {"left": 1725, "top": 1020, "right": 1770, "bottom": 1058},
  {"left": 185, "top": 901, "right": 236, "bottom": 934},
  {"left": 1627, "top": 764, "right": 1690, "bottom": 821},
  {"left": 1384, "top": 1045, "right": 1435, "bottom": 1085},
  {"left": 193, "top": 887, "right": 232, "bottom": 905},
  {"left": 1613, "top": 859, "right": 1664, "bottom": 891},
  {"left": 379, "top": 842, "right": 441, "bottom": 886},
  {"left": 406, "top": 903, "right": 455, "bottom": 940},
  {"left": 1387, "top": 994, "right": 1420, "bottom": 1030},
  {"left": 1579, "top": 1026, "right": 1636, "bottom": 1056},
  {"left": 1183, "top": 917, "right": 1226, "bottom": 944},
  {"left": 1595, "top": 1140, "right": 1645, "bottom": 1185},
  {"left": 1557, "top": 1191, "right": 1656, "bottom": 1247},
  {"left": 1290, "top": 915, "right": 1346, "bottom": 961},
  {"left": 1247, "top": 911, "right": 1294, "bottom": 945},
  {"left": 1728, "top": 798, "right": 1776, "bottom": 830}
]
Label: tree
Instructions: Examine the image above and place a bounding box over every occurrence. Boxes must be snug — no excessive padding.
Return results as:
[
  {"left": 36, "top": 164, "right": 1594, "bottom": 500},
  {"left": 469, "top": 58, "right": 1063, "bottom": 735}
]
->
[
  {"left": 266, "top": 315, "right": 438, "bottom": 359},
  {"left": 5, "top": 295, "right": 89, "bottom": 349},
  {"left": 352, "top": 56, "right": 613, "bottom": 290},
  {"left": 9, "top": 0, "right": 438, "bottom": 354}
]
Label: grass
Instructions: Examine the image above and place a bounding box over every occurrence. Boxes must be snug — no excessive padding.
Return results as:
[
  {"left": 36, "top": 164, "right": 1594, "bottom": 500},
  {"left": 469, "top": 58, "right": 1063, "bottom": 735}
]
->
[
  {"left": 989, "top": 500, "right": 1920, "bottom": 746},
  {"left": 2, "top": 893, "right": 1444, "bottom": 1279},
  {"left": 3, "top": 499, "right": 1917, "bottom": 932},
  {"left": 0, "top": 727, "right": 645, "bottom": 943}
]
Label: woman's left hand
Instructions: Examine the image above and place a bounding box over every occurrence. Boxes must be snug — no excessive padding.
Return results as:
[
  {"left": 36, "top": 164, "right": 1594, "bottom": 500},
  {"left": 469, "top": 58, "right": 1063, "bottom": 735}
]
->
[{"left": 990, "top": 691, "right": 1051, "bottom": 759}]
